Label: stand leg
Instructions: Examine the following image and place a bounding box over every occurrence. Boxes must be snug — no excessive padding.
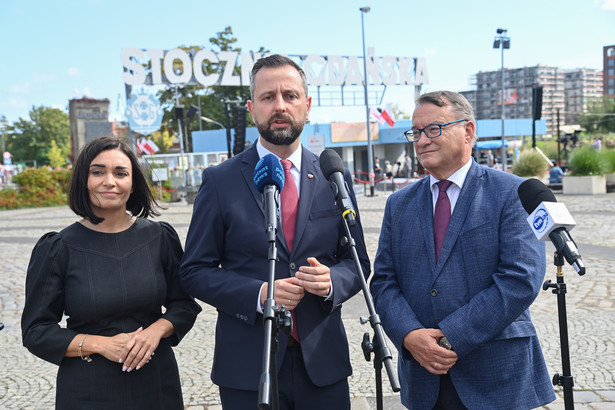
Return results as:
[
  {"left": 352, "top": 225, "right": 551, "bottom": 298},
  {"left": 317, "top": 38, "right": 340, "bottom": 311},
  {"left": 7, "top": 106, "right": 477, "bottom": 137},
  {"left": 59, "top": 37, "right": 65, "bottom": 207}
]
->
[{"left": 543, "top": 256, "right": 575, "bottom": 410}]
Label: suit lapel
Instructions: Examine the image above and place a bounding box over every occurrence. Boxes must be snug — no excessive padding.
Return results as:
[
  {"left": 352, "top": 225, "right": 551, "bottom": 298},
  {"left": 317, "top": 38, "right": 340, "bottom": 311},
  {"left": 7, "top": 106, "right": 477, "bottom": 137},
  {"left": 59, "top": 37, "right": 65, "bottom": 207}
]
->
[
  {"left": 239, "top": 146, "right": 287, "bottom": 249},
  {"left": 291, "top": 148, "right": 318, "bottom": 255},
  {"left": 418, "top": 179, "right": 437, "bottom": 272},
  {"left": 434, "top": 162, "right": 483, "bottom": 277}
]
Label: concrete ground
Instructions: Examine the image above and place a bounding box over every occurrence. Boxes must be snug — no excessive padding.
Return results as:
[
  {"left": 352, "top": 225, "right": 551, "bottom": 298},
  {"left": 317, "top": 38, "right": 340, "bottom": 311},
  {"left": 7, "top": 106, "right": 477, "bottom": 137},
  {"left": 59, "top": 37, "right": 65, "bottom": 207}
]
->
[{"left": 0, "top": 189, "right": 614, "bottom": 409}]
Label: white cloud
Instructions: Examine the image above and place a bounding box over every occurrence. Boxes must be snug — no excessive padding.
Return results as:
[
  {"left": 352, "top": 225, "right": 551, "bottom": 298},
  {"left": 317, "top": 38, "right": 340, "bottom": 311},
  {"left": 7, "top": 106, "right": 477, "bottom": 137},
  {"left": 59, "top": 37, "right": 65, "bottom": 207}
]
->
[
  {"left": 67, "top": 67, "right": 81, "bottom": 77},
  {"left": 598, "top": 0, "right": 615, "bottom": 10},
  {"left": 8, "top": 81, "right": 32, "bottom": 94}
]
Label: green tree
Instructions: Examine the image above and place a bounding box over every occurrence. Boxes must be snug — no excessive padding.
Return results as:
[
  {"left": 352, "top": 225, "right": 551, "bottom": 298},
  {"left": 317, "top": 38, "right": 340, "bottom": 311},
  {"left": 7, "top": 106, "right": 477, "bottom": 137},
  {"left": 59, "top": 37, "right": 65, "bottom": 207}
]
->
[
  {"left": 153, "top": 27, "right": 268, "bottom": 152},
  {"left": 47, "top": 140, "right": 66, "bottom": 168},
  {"left": 8, "top": 106, "right": 70, "bottom": 167},
  {"left": 579, "top": 97, "right": 615, "bottom": 134}
]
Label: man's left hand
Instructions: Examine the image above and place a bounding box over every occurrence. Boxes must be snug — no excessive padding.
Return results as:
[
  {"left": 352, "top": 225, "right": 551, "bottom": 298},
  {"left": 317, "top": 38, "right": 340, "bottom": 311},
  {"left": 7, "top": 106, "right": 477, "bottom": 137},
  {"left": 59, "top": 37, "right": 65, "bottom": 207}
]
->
[{"left": 296, "top": 257, "right": 331, "bottom": 297}]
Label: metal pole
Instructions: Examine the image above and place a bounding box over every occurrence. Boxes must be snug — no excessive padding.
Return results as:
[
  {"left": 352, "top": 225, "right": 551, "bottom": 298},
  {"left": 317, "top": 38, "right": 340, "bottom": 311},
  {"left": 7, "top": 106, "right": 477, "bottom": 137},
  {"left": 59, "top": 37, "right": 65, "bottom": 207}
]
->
[
  {"left": 174, "top": 88, "right": 187, "bottom": 187},
  {"left": 360, "top": 6, "right": 375, "bottom": 196},
  {"left": 500, "top": 40, "right": 506, "bottom": 172}
]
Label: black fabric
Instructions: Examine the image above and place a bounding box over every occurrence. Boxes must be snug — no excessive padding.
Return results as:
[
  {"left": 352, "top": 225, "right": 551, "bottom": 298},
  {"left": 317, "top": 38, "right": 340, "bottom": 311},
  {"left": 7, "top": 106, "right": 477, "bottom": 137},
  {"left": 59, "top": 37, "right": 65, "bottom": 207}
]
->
[{"left": 22, "top": 219, "right": 201, "bottom": 410}]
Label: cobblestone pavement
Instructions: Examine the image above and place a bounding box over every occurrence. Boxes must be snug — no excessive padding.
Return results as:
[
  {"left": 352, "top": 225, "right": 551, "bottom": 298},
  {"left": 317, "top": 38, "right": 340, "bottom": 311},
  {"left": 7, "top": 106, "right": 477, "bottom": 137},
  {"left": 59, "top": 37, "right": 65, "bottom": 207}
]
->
[{"left": 0, "top": 189, "right": 614, "bottom": 409}]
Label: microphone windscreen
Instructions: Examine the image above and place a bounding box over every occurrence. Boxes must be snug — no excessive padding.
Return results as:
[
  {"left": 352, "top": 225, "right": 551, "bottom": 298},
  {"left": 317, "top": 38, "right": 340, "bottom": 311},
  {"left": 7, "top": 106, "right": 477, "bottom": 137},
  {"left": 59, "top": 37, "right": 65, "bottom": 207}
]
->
[
  {"left": 517, "top": 178, "right": 557, "bottom": 214},
  {"left": 254, "top": 154, "right": 284, "bottom": 193},
  {"left": 319, "top": 149, "right": 344, "bottom": 179}
]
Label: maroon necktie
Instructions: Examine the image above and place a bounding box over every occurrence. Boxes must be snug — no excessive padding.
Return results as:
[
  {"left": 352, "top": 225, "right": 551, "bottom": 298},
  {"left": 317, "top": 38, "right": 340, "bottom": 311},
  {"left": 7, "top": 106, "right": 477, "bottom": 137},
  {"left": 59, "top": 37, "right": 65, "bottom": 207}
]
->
[
  {"left": 434, "top": 180, "right": 452, "bottom": 262},
  {"left": 280, "top": 159, "right": 300, "bottom": 342}
]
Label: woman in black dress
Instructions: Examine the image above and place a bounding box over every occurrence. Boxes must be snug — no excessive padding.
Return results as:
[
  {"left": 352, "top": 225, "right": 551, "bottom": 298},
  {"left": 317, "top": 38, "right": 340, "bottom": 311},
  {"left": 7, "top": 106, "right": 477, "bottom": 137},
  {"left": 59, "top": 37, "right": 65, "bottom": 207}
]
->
[{"left": 21, "top": 137, "right": 201, "bottom": 409}]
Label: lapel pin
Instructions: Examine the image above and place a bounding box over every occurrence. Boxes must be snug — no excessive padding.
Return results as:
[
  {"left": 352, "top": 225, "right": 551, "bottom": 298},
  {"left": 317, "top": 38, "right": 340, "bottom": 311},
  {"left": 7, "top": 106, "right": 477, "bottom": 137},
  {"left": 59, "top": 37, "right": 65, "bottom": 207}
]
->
[{"left": 307, "top": 173, "right": 314, "bottom": 179}]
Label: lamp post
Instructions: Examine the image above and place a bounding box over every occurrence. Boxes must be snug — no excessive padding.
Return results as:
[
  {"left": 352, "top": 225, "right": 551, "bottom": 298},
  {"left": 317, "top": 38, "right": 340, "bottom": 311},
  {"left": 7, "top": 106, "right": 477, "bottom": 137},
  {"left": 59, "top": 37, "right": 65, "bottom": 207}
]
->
[
  {"left": 360, "top": 6, "right": 375, "bottom": 196},
  {"left": 493, "top": 28, "right": 510, "bottom": 171},
  {"left": 201, "top": 116, "right": 226, "bottom": 130}
]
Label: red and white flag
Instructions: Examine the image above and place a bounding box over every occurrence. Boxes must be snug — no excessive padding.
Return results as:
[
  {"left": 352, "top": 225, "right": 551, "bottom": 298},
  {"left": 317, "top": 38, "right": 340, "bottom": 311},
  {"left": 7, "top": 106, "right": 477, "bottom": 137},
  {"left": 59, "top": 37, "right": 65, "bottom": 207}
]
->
[
  {"left": 370, "top": 108, "right": 385, "bottom": 125},
  {"left": 381, "top": 104, "right": 396, "bottom": 128},
  {"left": 138, "top": 138, "right": 159, "bottom": 155},
  {"left": 143, "top": 138, "right": 159, "bottom": 154}
]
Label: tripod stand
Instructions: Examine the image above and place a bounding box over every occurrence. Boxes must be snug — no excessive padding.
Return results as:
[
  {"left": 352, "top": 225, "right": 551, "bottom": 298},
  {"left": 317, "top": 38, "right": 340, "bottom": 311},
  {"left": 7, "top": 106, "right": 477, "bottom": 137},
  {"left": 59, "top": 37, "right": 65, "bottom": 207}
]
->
[{"left": 543, "top": 252, "right": 576, "bottom": 410}]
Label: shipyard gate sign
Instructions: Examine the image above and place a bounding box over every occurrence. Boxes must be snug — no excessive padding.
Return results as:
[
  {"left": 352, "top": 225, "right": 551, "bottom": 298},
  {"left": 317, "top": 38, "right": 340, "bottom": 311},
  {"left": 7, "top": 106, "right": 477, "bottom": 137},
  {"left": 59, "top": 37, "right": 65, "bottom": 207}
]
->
[{"left": 121, "top": 48, "right": 428, "bottom": 88}]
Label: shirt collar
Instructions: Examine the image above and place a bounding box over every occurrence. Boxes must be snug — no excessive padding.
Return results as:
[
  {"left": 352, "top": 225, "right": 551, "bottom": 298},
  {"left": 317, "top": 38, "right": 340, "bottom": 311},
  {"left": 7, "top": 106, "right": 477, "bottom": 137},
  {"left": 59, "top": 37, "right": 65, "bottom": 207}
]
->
[
  {"left": 256, "top": 139, "right": 302, "bottom": 172},
  {"left": 429, "top": 158, "right": 473, "bottom": 190}
]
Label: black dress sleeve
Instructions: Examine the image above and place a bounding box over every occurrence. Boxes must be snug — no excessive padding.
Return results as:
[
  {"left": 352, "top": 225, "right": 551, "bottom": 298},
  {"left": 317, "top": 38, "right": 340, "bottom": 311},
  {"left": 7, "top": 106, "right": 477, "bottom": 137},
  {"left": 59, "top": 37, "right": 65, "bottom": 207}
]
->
[
  {"left": 21, "top": 232, "right": 78, "bottom": 365},
  {"left": 158, "top": 221, "right": 201, "bottom": 346}
]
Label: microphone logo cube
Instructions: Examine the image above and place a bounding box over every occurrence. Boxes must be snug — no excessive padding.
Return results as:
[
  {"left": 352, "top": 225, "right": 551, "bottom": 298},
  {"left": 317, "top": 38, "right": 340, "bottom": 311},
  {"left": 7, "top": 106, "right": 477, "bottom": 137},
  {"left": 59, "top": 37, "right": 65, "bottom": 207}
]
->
[
  {"left": 532, "top": 209, "right": 549, "bottom": 234},
  {"left": 527, "top": 202, "right": 576, "bottom": 241}
]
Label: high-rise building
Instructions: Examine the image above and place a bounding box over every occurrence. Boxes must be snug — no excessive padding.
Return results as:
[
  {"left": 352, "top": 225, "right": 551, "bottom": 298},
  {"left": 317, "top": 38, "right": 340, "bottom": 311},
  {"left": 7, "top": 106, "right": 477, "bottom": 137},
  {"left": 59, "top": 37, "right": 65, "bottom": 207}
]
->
[
  {"left": 462, "top": 64, "right": 605, "bottom": 134},
  {"left": 564, "top": 68, "right": 603, "bottom": 124},
  {"left": 604, "top": 45, "right": 615, "bottom": 98},
  {"left": 461, "top": 65, "right": 565, "bottom": 135}
]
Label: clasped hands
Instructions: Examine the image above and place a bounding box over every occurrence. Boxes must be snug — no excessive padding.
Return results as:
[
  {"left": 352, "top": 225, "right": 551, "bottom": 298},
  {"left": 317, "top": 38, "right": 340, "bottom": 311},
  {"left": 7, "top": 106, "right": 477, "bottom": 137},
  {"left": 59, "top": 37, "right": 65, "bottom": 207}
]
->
[
  {"left": 403, "top": 328, "right": 459, "bottom": 375},
  {"left": 97, "top": 320, "right": 171, "bottom": 372},
  {"left": 260, "top": 257, "right": 331, "bottom": 310}
]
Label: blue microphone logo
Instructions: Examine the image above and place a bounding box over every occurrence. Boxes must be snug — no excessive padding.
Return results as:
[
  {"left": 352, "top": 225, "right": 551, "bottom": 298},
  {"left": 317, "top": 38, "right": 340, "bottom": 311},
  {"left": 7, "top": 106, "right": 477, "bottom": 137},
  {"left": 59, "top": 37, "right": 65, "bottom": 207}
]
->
[{"left": 532, "top": 209, "right": 549, "bottom": 234}]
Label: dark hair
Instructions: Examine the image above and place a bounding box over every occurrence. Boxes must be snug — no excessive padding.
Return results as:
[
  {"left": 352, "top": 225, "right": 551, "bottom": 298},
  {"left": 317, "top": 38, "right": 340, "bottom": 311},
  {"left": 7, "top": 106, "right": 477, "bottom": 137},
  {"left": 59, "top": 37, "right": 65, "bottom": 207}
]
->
[
  {"left": 250, "top": 54, "right": 308, "bottom": 99},
  {"left": 69, "top": 137, "right": 160, "bottom": 224}
]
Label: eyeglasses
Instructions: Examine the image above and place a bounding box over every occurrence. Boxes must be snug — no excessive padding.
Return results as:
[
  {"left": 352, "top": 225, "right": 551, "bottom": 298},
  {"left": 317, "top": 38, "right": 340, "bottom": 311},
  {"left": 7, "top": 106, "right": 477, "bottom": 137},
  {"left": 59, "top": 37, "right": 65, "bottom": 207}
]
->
[{"left": 404, "top": 119, "right": 469, "bottom": 143}]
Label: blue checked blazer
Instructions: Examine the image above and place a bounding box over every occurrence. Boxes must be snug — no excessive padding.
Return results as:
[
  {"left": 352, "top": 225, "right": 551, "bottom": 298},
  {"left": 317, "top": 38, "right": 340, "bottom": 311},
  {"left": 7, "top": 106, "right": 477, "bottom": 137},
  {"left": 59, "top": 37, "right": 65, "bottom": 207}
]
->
[{"left": 371, "top": 161, "right": 556, "bottom": 409}]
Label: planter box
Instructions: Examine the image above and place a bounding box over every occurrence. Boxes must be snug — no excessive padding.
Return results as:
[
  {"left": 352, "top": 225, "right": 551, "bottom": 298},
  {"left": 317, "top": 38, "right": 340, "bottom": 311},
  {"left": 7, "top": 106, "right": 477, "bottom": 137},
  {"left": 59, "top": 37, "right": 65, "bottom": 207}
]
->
[{"left": 563, "top": 175, "right": 606, "bottom": 195}]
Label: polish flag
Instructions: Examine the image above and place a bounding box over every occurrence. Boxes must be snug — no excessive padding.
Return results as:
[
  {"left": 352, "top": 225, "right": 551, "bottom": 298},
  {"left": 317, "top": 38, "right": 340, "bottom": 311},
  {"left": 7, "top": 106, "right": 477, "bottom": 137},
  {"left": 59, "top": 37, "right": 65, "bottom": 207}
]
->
[
  {"left": 370, "top": 108, "right": 385, "bottom": 125},
  {"left": 142, "top": 138, "right": 159, "bottom": 155},
  {"left": 380, "top": 104, "right": 395, "bottom": 128}
]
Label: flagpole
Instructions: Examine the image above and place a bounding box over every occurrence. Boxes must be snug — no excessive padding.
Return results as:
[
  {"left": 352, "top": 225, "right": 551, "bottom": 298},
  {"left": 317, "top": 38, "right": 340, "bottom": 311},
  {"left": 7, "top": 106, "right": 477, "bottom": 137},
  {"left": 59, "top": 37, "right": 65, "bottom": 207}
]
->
[{"left": 360, "top": 6, "right": 375, "bottom": 197}]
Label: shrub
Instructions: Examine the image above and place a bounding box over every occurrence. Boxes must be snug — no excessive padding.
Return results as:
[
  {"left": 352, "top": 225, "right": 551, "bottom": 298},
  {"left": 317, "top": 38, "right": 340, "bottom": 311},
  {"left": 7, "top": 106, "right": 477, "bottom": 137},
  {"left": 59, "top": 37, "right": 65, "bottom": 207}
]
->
[
  {"left": 599, "top": 149, "right": 615, "bottom": 174},
  {"left": 12, "top": 168, "right": 67, "bottom": 207},
  {"left": 0, "top": 189, "right": 19, "bottom": 209},
  {"left": 568, "top": 147, "right": 607, "bottom": 176},
  {"left": 51, "top": 168, "right": 73, "bottom": 195},
  {"left": 512, "top": 150, "right": 549, "bottom": 177}
]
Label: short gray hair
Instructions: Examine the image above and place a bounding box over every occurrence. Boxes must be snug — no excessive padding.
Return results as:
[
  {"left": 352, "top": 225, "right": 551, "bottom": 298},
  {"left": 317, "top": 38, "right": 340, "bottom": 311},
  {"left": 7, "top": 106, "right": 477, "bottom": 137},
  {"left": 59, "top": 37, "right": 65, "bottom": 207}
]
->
[{"left": 416, "top": 91, "right": 477, "bottom": 145}]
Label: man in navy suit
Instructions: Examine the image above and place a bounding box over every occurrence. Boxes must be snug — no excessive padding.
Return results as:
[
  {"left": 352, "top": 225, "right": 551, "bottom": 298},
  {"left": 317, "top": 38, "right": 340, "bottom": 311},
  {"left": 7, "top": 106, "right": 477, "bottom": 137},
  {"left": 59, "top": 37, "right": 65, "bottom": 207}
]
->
[
  {"left": 370, "top": 91, "right": 555, "bottom": 409},
  {"left": 180, "top": 55, "right": 370, "bottom": 409}
]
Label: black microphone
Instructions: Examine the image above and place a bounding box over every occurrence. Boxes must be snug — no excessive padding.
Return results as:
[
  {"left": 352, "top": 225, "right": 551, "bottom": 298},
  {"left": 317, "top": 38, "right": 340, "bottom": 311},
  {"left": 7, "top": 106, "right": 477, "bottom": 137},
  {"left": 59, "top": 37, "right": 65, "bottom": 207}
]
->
[
  {"left": 518, "top": 178, "right": 585, "bottom": 275},
  {"left": 319, "top": 149, "right": 356, "bottom": 226},
  {"left": 254, "top": 154, "right": 284, "bottom": 241}
]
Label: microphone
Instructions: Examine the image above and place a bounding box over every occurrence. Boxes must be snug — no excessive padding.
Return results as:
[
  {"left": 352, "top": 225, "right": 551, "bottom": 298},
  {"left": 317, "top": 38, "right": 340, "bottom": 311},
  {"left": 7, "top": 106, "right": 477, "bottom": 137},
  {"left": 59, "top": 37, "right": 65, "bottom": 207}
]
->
[
  {"left": 254, "top": 154, "right": 284, "bottom": 241},
  {"left": 319, "top": 149, "right": 356, "bottom": 226},
  {"left": 518, "top": 178, "right": 585, "bottom": 275}
]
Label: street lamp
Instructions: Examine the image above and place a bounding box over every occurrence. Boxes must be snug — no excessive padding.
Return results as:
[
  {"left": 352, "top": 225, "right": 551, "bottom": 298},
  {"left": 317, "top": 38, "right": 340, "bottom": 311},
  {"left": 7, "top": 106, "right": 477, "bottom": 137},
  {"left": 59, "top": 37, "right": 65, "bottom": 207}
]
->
[
  {"left": 493, "top": 28, "right": 510, "bottom": 171},
  {"left": 201, "top": 116, "right": 226, "bottom": 130},
  {"left": 360, "top": 6, "right": 375, "bottom": 196}
]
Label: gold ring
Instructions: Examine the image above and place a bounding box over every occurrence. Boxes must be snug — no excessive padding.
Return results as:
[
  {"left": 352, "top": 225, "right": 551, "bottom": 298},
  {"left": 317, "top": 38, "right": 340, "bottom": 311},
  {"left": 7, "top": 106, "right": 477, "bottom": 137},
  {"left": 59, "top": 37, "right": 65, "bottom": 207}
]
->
[
  {"left": 288, "top": 299, "right": 291, "bottom": 305},
  {"left": 434, "top": 362, "right": 438, "bottom": 368}
]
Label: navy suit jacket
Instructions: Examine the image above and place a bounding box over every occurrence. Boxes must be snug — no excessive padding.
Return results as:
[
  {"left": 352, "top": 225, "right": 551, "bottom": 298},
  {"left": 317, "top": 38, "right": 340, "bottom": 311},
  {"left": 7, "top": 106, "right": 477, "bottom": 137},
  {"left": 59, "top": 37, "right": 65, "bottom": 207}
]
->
[
  {"left": 180, "top": 144, "right": 370, "bottom": 391},
  {"left": 371, "top": 161, "right": 555, "bottom": 409}
]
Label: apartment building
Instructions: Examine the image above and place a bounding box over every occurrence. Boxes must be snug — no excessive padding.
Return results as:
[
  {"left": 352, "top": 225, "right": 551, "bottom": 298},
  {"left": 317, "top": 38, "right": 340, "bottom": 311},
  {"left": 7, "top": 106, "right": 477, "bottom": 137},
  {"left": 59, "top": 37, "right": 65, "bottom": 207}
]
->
[
  {"left": 564, "top": 68, "right": 603, "bottom": 124},
  {"left": 462, "top": 65, "right": 565, "bottom": 135},
  {"left": 605, "top": 45, "right": 615, "bottom": 98}
]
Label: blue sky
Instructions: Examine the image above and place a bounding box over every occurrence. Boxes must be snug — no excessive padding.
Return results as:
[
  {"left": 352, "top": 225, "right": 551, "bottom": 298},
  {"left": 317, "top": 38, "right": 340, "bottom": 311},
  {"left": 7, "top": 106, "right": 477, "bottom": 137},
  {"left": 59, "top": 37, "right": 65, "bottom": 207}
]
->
[{"left": 1, "top": 0, "right": 614, "bottom": 125}]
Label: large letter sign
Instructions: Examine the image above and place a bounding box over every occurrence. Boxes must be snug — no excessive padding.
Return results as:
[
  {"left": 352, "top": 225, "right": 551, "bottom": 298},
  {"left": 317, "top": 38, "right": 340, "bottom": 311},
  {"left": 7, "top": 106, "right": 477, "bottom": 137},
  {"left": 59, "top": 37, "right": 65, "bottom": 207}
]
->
[{"left": 121, "top": 48, "right": 428, "bottom": 88}]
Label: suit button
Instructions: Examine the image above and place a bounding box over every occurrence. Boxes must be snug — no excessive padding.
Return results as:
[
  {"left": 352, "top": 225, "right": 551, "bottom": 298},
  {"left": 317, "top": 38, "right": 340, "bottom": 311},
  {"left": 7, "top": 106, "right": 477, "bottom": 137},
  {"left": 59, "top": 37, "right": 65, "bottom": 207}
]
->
[
  {"left": 431, "top": 289, "right": 438, "bottom": 297},
  {"left": 290, "top": 262, "right": 296, "bottom": 270}
]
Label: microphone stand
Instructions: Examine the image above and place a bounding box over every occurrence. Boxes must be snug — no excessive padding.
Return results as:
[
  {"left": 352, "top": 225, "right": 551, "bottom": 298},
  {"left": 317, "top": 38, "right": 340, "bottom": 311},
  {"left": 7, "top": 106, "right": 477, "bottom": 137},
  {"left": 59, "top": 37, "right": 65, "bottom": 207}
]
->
[
  {"left": 258, "top": 186, "right": 292, "bottom": 410},
  {"left": 543, "top": 251, "right": 575, "bottom": 410},
  {"left": 338, "top": 212, "right": 400, "bottom": 410}
]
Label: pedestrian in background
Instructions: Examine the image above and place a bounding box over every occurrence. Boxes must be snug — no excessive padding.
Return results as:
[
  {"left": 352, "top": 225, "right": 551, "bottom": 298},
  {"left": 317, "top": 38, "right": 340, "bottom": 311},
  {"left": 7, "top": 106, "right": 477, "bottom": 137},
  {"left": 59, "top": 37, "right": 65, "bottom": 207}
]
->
[{"left": 21, "top": 136, "right": 201, "bottom": 409}]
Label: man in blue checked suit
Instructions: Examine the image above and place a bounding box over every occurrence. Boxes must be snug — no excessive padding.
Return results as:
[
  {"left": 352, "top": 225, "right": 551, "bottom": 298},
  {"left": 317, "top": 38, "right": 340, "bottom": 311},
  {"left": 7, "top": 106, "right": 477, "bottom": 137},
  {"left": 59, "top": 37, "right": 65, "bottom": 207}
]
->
[{"left": 370, "top": 91, "right": 555, "bottom": 409}]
